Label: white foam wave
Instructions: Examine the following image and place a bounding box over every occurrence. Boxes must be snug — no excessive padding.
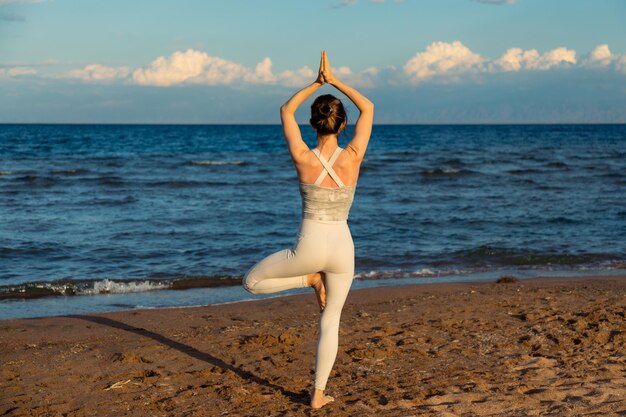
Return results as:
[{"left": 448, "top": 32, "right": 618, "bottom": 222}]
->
[
  {"left": 0, "top": 171, "right": 14, "bottom": 175},
  {"left": 354, "top": 269, "right": 403, "bottom": 279},
  {"left": 86, "top": 279, "right": 170, "bottom": 295},
  {"left": 354, "top": 268, "right": 472, "bottom": 280},
  {"left": 411, "top": 268, "right": 437, "bottom": 276},
  {"left": 191, "top": 160, "right": 244, "bottom": 166}
]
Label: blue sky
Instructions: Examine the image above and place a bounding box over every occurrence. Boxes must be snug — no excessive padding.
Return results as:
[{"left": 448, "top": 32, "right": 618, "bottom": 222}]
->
[{"left": 1, "top": 0, "right": 625, "bottom": 123}]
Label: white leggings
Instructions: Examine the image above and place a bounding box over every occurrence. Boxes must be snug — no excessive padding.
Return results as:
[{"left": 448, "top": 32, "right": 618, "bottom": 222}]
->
[{"left": 243, "top": 218, "right": 354, "bottom": 390}]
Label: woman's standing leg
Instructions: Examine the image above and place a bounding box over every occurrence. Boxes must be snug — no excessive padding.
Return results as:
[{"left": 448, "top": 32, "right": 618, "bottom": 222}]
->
[
  {"left": 311, "top": 223, "right": 354, "bottom": 407},
  {"left": 313, "top": 270, "right": 354, "bottom": 390}
]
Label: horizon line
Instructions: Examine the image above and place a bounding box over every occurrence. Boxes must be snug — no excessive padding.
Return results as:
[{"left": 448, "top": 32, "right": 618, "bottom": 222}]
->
[{"left": 2, "top": 122, "right": 626, "bottom": 126}]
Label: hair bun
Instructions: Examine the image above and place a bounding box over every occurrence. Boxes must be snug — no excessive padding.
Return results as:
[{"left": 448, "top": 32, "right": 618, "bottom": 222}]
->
[
  {"left": 319, "top": 103, "right": 333, "bottom": 116},
  {"left": 309, "top": 94, "right": 347, "bottom": 136}
]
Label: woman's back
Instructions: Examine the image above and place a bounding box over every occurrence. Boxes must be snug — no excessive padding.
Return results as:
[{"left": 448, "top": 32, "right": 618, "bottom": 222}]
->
[
  {"left": 296, "top": 147, "right": 361, "bottom": 188},
  {"left": 299, "top": 147, "right": 356, "bottom": 222}
]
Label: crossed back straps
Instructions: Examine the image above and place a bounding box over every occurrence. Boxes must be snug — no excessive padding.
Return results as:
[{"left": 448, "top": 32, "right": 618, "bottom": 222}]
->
[{"left": 312, "top": 147, "right": 345, "bottom": 188}]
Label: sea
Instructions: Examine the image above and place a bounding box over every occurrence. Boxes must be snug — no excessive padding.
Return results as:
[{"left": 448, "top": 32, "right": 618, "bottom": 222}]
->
[{"left": 1, "top": 124, "right": 625, "bottom": 319}]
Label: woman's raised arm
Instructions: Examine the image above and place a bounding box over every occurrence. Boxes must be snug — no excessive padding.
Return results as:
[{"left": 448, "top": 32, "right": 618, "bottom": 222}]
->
[
  {"left": 280, "top": 54, "right": 325, "bottom": 164},
  {"left": 321, "top": 51, "right": 374, "bottom": 161}
]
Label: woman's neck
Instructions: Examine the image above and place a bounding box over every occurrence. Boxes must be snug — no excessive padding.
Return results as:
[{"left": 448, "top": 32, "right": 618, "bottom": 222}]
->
[{"left": 316, "top": 134, "right": 338, "bottom": 153}]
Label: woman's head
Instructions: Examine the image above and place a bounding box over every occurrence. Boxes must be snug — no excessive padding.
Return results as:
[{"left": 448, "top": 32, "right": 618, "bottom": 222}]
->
[{"left": 310, "top": 94, "right": 347, "bottom": 136}]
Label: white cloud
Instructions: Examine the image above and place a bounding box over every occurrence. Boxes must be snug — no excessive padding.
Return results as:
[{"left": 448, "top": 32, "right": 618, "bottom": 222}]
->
[
  {"left": 132, "top": 49, "right": 247, "bottom": 87},
  {"left": 531, "top": 47, "right": 576, "bottom": 69},
  {"left": 271, "top": 63, "right": 375, "bottom": 88},
  {"left": 273, "top": 66, "right": 314, "bottom": 87},
  {"left": 329, "top": 65, "right": 378, "bottom": 87},
  {"left": 492, "top": 48, "right": 539, "bottom": 72},
  {"left": 492, "top": 47, "right": 576, "bottom": 71},
  {"left": 583, "top": 44, "right": 613, "bottom": 67},
  {"left": 66, "top": 64, "right": 130, "bottom": 82},
  {"left": 130, "top": 49, "right": 374, "bottom": 88},
  {"left": 243, "top": 57, "right": 276, "bottom": 84},
  {"left": 0, "top": 66, "right": 36, "bottom": 77},
  {"left": 404, "top": 41, "right": 483, "bottom": 83},
  {"left": 15, "top": 44, "right": 623, "bottom": 89}
]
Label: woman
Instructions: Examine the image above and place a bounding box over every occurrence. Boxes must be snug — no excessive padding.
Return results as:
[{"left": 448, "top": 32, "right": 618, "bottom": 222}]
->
[{"left": 243, "top": 51, "right": 374, "bottom": 409}]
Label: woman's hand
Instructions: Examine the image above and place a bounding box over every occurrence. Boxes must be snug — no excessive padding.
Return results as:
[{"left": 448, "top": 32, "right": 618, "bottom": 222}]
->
[
  {"left": 315, "top": 52, "right": 326, "bottom": 85},
  {"left": 315, "top": 51, "right": 337, "bottom": 85},
  {"left": 321, "top": 51, "right": 336, "bottom": 84}
]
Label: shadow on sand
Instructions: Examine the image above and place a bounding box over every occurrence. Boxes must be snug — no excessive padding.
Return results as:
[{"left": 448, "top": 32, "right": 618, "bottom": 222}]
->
[{"left": 72, "top": 314, "right": 308, "bottom": 404}]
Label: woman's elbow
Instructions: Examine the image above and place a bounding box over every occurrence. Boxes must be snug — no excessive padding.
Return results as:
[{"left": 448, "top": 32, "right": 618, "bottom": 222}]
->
[{"left": 280, "top": 104, "right": 294, "bottom": 116}]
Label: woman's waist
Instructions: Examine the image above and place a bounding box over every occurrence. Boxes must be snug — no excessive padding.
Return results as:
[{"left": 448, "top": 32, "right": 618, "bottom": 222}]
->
[
  {"left": 299, "top": 183, "right": 356, "bottom": 202},
  {"left": 301, "top": 218, "right": 348, "bottom": 226},
  {"left": 300, "top": 191, "right": 354, "bottom": 216},
  {"left": 299, "top": 218, "right": 350, "bottom": 234}
]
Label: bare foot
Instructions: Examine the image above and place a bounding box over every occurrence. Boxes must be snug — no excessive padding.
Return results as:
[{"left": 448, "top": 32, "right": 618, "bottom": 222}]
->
[
  {"left": 307, "top": 272, "right": 327, "bottom": 312},
  {"left": 310, "top": 388, "right": 334, "bottom": 409}
]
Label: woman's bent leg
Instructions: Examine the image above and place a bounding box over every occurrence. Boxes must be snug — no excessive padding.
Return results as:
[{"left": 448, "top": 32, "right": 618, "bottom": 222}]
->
[{"left": 243, "top": 233, "right": 325, "bottom": 294}]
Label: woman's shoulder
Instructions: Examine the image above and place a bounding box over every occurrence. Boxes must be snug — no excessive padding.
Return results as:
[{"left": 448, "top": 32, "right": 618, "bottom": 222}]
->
[{"left": 337, "top": 146, "right": 363, "bottom": 168}]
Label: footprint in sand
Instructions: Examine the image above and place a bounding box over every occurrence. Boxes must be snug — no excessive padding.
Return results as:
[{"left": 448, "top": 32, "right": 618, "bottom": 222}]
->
[
  {"left": 239, "top": 332, "right": 301, "bottom": 348},
  {"left": 512, "top": 356, "right": 559, "bottom": 380},
  {"left": 0, "top": 370, "right": 19, "bottom": 381},
  {"left": 112, "top": 351, "right": 153, "bottom": 364}
]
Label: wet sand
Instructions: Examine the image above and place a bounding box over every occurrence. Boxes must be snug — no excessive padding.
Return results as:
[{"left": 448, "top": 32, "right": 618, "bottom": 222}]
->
[{"left": 1, "top": 275, "right": 625, "bottom": 416}]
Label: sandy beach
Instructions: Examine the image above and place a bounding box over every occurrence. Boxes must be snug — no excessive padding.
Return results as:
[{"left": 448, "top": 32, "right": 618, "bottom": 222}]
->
[{"left": 1, "top": 275, "right": 625, "bottom": 416}]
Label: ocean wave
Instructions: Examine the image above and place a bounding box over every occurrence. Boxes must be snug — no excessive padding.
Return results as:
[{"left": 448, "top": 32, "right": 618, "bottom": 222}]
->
[
  {"left": 2, "top": 270, "right": 458, "bottom": 301},
  {"left": 77, "top": 178, "right": 228, "bottom": 188},
  {"left": 87, "top": 279, "right": 170, "bottom": 295},
  {"left": 420, "top": 167, "right": 475, "bottom": 177},
  {"left": 440, "top": 158, "right": 467, "bottom": 167},
  {"left": 0, "top": 244, "right": 60, "bottom": 256},
  {"left": 0, "top": 279, "right": 169, "bottom": 300},
  {"left": 11, "top": 175, "right": 60, "bottom": 187},
  {"left": 191, "top": 160, "right": 245, "bottom": 166},
  {"left": 50, "top": 168, "right": 89, "bottom": 176},
  {"left": 544, "top": 161, "right": 568, "bottom": 169},
  {"left": 507, "top": 168, "right": 546, "bottom": 175},
  {"left": 0, "top": 275, "right": 242, "bottom": 300},
  {"left": 86, "top": 196, "right": 137, "bottom": 206},
  {"left": 546, "top": 216, "right": 582, "bottom": 224},
  {"left": 355, "top": 268, "right": 443, "bottom": 280},
  {"left": 96, "top": 177, "right": 126, "bottom": 187},
  {"left": 1, "top": 260, "right": 624, "bottom": 302},
  {"left": 449, "top": 245, "right": 620, "bottom": 267}
]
